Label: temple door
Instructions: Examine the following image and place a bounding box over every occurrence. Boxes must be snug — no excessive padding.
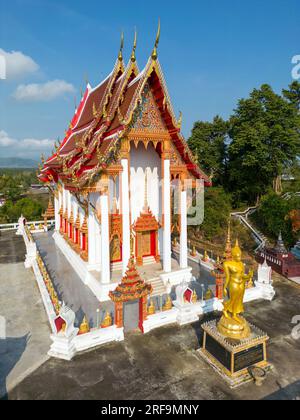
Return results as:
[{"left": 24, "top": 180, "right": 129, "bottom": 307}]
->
[
  {"left": 142, "top": 232, "right": 151, "bottom": 257},
  {"left": 110, "top": 235, "right": 122, "bottom": 263},
  {"left": 123, "top": 300, "right": 139, "bottom": 332}
]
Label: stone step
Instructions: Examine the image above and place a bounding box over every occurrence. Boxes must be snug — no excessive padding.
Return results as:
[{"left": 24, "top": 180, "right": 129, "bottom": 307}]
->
[
  {"left": 143, "top": 256, "right": 156, "bottom": 265},
  {"left": 146, "top": 277, "right": 167, "bottom": 297},
  {"left": 111, "top": 261, "right": 123, "bottom": 272}
]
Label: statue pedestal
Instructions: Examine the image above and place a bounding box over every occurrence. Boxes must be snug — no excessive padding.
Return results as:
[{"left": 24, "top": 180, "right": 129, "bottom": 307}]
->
[{"left": 198, "top": 320, "right": 272, "bottom": 388}]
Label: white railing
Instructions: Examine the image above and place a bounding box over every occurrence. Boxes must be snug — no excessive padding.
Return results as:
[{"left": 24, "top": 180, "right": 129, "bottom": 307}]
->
[
  {"left": 282, "top": 192, "right": 300, "bottom": 200},
  {"left": 231, "top": 207, "right": 266, "bottom": 252},
  {"left": 0, "top": 219, "right": 55, "bottom": 232}
]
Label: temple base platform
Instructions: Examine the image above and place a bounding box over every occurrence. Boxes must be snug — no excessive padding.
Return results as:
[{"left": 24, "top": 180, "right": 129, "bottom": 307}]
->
[
  {"left": 53, "top": 232, "right": 193, "bottom": 302},
  {"left": 197, "top": 319, "right": 272, "bottom": 388}
]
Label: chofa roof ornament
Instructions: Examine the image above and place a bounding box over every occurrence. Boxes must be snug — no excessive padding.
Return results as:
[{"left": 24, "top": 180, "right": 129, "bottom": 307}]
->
[{"left": 151, "top": 19, "right": 161, "bottom": 61}]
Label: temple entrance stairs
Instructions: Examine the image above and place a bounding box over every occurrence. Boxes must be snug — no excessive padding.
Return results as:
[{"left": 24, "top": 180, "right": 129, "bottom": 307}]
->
[
  {"left": 146, "top": 277, "right": 167, "bottom": 297},
  {"left": 143, "top": 256, "right": 156, "bottom": 266}
]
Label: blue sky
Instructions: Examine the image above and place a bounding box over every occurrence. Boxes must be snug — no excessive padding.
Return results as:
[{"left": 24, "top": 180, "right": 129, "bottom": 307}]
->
[{"left": 0, "top": 0, "right": 299, "bottom": 159}]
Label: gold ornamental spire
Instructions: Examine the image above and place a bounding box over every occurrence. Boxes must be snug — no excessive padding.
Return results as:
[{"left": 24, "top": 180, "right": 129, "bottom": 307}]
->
[
  {"left": 151, "top": 19, "right": 161, "bottom": 60},
  {"left": 224, "top": 219, "right": 232, "bottom": 260},
  {"left": 118, "top": 31, "right": 124, "bottom": 61},
  {"left": 130, "top": 28, "right": 137, "bottom": 62}
]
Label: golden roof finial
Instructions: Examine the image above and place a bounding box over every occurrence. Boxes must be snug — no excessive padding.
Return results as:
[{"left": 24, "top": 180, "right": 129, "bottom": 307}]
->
[
  {"left": 118, "top": 31, "right": 124, "bottom": 61},
  {"left": 151, "top": 18, "right": 161, "bottom": 60},
  {"left": 130, "top": 28, "right": 137, "bottom": 62}
]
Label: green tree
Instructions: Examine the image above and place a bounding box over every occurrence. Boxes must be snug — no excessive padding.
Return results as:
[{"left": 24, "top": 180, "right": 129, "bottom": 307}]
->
[
  {"left": 228, "top": 84, "right": 300, "bottom": 204},
  {"left": 251, "top": 192, "right": 300, "bottom": 247},
  {"left": 0, "top": 198, "right": 44, "bottom": 223},
  {"left": 0, "top": 175, "right": 22, "bottom": 201},
  {"left": 188, "top": 116, "right": 228, "bottom": 185},
  {"left": 200, "top": 187, "right": 232, "bottom": 241},
  {"left": 283, "top": 81, "right": 300, "bottom": 110}
]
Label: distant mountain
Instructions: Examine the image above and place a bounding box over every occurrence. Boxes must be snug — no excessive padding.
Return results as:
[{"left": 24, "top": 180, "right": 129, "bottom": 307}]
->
[{"left": 0, "top": 157, "right": 38, "bottom": 168}]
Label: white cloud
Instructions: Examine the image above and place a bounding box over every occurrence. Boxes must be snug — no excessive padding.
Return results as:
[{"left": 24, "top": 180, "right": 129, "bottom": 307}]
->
[
  {"left": 0, "top": 130, "right": 16, "bottom": 146},
  {"left": 13, "top": 79, "right": 76, "bottom": 101},
  {"left": 0, "top": 130, "right": 54, "bottom": 150},
  {"left": 0, "top": 48, "right": 39, "bottom": 80}
]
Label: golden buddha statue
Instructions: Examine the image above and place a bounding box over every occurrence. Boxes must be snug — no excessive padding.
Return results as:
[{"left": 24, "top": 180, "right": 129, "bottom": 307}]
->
[
  {"left": 163, "top": 295, "right": 173, "bottom": 311},
  {"left": 217, "top": 239, "right": 253, "bottom": 340},
  {"left": 203, "top": 250, "right": 209, "bottom": 262},
  {"left": 192, "top": 289, "right": 198, "bottom": 304},
  {"left": 78, "top": 315, "right": 90, "bottom": 335},
  {"left": 101, "top": 311, "right": 113, "bottom": 328},
  {"left": 147, "top": 299, "right": 156, "bottom": 315},
  {"left": 191, "top": 245, "right": 197, "bottom": 257},
  {"left": 205, "top": 288, "right": 214, "bottom": 301}
]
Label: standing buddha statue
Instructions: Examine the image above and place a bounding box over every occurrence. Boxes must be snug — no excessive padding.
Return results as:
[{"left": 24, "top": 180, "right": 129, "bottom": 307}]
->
[{"left": 217, "top": 239, "right": 253, "bottom": 340}]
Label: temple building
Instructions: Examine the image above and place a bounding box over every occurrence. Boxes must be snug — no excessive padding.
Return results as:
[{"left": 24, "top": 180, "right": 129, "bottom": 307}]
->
[{"left": 39, "top": 28, "right": 210, "bottom": 302}]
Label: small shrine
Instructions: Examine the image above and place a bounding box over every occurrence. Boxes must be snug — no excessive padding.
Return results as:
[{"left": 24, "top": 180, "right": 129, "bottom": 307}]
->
[
  {"left": 109, "top": 256, "right": 152, "bottom": 333},
  {"left": 43, "top": 197, "right": 55, "bottom": 230}
]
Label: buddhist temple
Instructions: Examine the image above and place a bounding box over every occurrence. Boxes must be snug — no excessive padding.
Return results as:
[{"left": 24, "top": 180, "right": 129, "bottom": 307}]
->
[{"left": 38, "top": 27, "right": 210, "bottom": 302}]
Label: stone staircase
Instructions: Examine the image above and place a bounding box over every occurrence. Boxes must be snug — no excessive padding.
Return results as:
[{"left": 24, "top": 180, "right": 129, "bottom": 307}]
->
[
  {"left": 146, "top": 277, "right": 167, "bottom": 297},
  {"left": 111, "top": 261, "right": 123, "bottom": 272},
  {"left": 231, "top": 206, "right": 268, "bottom": 252},
  {"left": 143, "top": 256, "right": 156, "bottom": 265}
]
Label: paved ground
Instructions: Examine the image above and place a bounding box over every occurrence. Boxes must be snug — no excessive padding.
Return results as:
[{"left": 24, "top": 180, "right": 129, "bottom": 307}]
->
[
  {"left": 0, "top": 231, "right": 51, "bottom": 400},
  {"left": 8, "top": 273, "right": 300, "bottom": 400}
]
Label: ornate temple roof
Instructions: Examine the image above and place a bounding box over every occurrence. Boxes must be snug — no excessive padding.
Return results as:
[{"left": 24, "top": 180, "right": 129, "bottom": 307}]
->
[
  {"left": 109, "top": 256, "right": 152, "bottom": 303},
  {"left": 39, "top": 29, "right": 211, "bottom": 191}
]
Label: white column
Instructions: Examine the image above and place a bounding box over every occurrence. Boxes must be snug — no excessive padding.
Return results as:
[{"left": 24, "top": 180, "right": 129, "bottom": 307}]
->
[
  {"left": 73, "top": 199, "right": 78, "bottom": 222},
  {"left": 62, "top": 185, "right": 66, "bottom": 211},
  {"left": 180, "top": 189, "right": 188, "bottom": 269},
  {"left": 163, "top": 159, "right": 172, "bottom": 273},
  {"left": 121, "top": 160, "right": 130, "bottom": 275},
  {"left": 67, "top": 191, "right": 72, "bottom": 218},
  {"left": 88, "top": 202, "right": 96, "bottom": 266},
  {"left": 95, "top": 217, "right": 101, "bottom": 266},
  {"left": 100, "top": 193, "right": 110, "bottom": 284},
  {"left": 54, "top": 195, "right": 60, "bottom": 231}
]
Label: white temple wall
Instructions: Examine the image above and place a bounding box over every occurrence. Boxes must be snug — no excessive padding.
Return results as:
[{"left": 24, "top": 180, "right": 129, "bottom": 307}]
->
[
  {"left": 108, "top": 176, "right": 120, "bottom": 213},
  {"left": 73, "top": 197, "right": 78, "bottom": 221},
  {"left": 88, "top": 192, "right": 101, "bottom": 267},
  {"left": 54, "top": 195, "right": 60, "bottom": 231},
  {"left": 67, "top": 191, "right": 72, "bottom": 218},
  {"left": 62, "top": 185, "right": 67, "bottom": 211},
  {"left": 130, "top": 142, "right": 162, "bottom": 253}
]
